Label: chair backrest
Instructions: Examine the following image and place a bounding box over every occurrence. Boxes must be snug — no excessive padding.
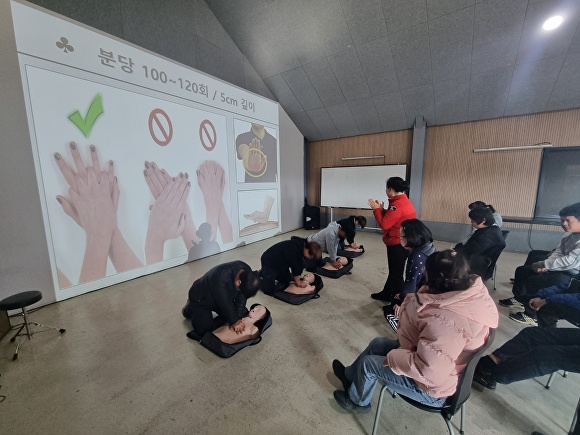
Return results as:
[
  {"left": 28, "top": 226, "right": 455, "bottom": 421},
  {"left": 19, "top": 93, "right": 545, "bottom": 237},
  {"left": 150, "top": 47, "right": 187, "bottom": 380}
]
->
[
  {"left": 444, "top": 329, "right": 496, "bottom": 417},
  {"left": 481, "top": 231, "right": 509, "bottom": 281}
]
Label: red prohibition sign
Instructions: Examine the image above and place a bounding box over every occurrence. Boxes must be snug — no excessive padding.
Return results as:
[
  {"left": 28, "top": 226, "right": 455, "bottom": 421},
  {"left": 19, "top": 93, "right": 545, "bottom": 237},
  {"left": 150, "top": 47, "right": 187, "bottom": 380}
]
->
[
  {"left": 199, "top": 119, "right": 217, "bottom": 151},
  {"left": 148, "top": 108, "right": 173, "bottom": 146}
]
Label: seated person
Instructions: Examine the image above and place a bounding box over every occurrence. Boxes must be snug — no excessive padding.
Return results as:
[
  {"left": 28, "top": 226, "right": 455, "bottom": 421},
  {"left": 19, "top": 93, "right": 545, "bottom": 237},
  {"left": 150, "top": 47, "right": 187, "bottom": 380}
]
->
[
  {"left": 473, "top": 327, "right": 580, "bottom": 390},
  {"left": 385, "top": 219, "right": 436, "bottom": 317},
  {"left": 454, "top": 206, "right": 505, "bottom": 277},
  {"left": 337, "top": 215, "right": 367, "bottom": 249},
  {"left": 285, "top": 272, "right": 316, "bottom": 295},
  {"left": 307, "top": 222, "right": 351, "bottom": 270},
  {"left": 213, "top": 304, "right": 269, "bottom": 344},
  {"left": 469, "top": 201, "right": 503, "bottom": 227},
  {"left": 321, "top": 256, "right": 347, "bottom": 270},
  {"left": 459, "top": 201, "right": 503, "bottom": 245},
  {"left": 183, "top": 261, "right": 262, "bottom": 340},
  {"left": 500, "top": 203, "right": 580, "bottom": 323},
  {"left": 515, "top": 277, "right": 580, "bottom": 327},
  {"left": 260, "top": 237, "right": 322, "bottom": 294},
  {"left": 331, "top": 251, "right": 499, "bottom": 413}
]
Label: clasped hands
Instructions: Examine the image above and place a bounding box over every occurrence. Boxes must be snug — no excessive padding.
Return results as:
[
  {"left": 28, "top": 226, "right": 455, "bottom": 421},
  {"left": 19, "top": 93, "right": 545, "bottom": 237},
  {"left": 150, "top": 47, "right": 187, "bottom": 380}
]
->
[
  {"left": 230, "top": 319, "right": 246, "bottom": 334},
  {"left": 528, "top": 297, "right": 547, "bottom": 311},
  {"left": 368, "top": 199, "right": 384, "bottom": 210}
]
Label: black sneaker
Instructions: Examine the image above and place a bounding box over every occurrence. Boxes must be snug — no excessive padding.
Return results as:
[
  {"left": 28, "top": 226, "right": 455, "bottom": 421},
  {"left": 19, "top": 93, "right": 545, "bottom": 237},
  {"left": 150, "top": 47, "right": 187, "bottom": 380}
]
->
[
  {"left": 371, "top": 291, "right": 391, "bottom": 302},
  {"left": 509, "top": 312, "right": 537, "bottom": 325},
  {"left": 385, "top": 315, "right": 399, "bottom": 333},
  {"left": 333, "top": 390, "right": 371, "bottom": 413},
  {"left": 498, "top": 297, "right": 523, "bottom": 308},
  {"left": 473, "top": 370, "right": 497, "bottom": 390},
  {"left": 182, "top": 299, "right": 192, "bottom": 319},
  {"left": 332, "top": 359, "right": 351, "bottom": 391}
]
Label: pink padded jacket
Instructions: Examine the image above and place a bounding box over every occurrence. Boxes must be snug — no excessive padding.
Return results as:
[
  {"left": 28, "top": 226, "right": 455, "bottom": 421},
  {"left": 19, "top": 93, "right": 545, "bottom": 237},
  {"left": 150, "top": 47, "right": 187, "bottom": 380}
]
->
[{"left": 386, "top": 277, "right": 499, "bottom": 398}]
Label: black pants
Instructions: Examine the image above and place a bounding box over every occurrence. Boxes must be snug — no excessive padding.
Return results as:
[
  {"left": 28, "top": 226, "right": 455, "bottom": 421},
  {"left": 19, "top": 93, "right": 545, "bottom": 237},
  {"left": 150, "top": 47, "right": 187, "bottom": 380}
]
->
[
  {"left": 513, "top": 266, "right": 572, "bottom": 301},
  {"left": 492, "top": 327, "right": 580, "bottom": 384},
  {"left": 381, "top": 244, "right": 409, "bottom": 298},
  {"left": 189, "top": 303, "right": 226, "bottom": 337},
  {"left": 524, "top": 250, "right": 551, "bottom": 266},
  {"left": 260, "top": 266, "right": 291, "bottom": 295},
  {"left": 536, "top": 302, "right": 580, "bottom": 328}
]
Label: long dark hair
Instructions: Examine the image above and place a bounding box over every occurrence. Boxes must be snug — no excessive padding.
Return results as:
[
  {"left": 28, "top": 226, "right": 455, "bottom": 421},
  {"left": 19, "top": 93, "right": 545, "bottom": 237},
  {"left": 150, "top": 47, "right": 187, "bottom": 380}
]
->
[
  {"left": 401, "top": 219, "right": 432, "bottom": 249},
  {"left": 425, "top": 250, "right": 471, "bottom": 294}
]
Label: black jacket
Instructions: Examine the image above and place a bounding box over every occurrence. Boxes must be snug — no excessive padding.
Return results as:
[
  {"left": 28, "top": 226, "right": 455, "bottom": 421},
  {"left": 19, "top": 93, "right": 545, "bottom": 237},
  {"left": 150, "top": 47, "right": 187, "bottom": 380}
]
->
[
  {"left": 188, "top": 260, "right": 251, "bottom": 325},
  {"left": 261, "top": 236, "right": 305, "bottom": 277},
  {"left": 456, "top": 225, "right": 506, "bottom": 260},
  {"left": 336, "top": 215, "right": 357, "bottom": 244}
]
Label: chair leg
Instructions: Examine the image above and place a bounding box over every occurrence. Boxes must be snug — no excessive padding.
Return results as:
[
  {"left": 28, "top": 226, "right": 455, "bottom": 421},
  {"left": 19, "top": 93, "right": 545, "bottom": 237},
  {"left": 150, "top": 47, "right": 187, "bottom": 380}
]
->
[
  {"left": 372, "top": 385, "right": 388, "bottom": 435},
  {"left": 493, "top": 265, "right": 497, "bottom": 291},
  {"left": 569, "top": 396, "right": 580, "bottom": 434},
  {"left": 460, "top": 403, "right": 465, "bottom": 435},
  {"left": 444, "top": 416, "right": 456, "bottom": 435},
  {"left": 563, "top": 371, "right": 568, "bottom": 378},
  {"left": 545, "top": 372, "right": 555, "bottom": 389}
]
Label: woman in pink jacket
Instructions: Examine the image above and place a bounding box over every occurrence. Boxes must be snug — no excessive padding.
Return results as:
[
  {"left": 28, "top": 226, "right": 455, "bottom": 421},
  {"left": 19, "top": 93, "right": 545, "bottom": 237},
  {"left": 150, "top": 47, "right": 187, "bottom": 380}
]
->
[{"left": 332, "top": 250, "right": 499, "bottom": 413}]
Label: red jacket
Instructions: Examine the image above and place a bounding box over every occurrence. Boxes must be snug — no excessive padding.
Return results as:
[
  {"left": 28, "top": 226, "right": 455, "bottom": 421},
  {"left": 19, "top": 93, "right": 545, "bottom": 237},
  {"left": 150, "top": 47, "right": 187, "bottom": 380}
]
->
[{"left": 373, "top": 194, "right": 416, "bottom": 246}]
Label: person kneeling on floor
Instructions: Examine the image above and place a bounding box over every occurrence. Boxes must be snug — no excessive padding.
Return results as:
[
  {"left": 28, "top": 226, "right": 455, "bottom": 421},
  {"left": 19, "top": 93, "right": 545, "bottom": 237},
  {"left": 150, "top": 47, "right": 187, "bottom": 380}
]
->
[
  {"left": 182, "top": 260, "right": 262, "bottom": 340},
  {"left": 331, "top": 250, "right": 498, "bottom": 413}
]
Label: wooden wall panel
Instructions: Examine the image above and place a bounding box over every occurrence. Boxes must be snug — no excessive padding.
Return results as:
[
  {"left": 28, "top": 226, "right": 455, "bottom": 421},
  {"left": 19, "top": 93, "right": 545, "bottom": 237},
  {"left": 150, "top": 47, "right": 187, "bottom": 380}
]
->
[
  {"left": 307, "top": 130, "right": 413, "bottom": 216},
  {"left": 421, "top": 108, "right": 580, "bottom": 229}
]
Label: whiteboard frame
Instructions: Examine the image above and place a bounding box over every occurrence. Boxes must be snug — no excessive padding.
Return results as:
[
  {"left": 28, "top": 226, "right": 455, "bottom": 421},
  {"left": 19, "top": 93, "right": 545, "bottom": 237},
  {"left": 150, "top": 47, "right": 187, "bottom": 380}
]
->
[{"left": 320, "top": 164, "right": 408, "bottom": 209}]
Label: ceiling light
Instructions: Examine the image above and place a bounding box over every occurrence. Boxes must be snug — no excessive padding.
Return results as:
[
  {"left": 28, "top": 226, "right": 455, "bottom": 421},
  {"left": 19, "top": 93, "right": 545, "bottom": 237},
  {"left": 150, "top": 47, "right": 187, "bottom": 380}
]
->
[{"left": 543, "top": 16, "right": 563, "bottom": 30}]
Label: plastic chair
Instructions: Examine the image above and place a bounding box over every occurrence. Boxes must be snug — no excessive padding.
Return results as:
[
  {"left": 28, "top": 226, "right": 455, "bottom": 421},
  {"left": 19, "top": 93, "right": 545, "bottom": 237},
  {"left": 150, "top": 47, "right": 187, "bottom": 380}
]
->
[
  {"left": 0, "top": 291, "right": 65, "bottom": 360},
  {"left": 372, "top": 329, "right": 495, "bottom": 435}
]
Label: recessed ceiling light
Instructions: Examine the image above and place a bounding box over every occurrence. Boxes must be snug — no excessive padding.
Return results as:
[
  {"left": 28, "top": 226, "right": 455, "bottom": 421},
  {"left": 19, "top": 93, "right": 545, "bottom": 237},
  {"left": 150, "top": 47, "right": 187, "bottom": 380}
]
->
[{"left": 543, "top": 15, "right": 563, "bottom": 30}]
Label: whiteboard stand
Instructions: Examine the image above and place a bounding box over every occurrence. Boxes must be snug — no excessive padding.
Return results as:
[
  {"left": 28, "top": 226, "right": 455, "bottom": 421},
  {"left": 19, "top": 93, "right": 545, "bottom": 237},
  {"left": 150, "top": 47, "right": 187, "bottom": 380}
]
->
[{"left": 330, "top": 207, "right": 333, "bottom": 224}]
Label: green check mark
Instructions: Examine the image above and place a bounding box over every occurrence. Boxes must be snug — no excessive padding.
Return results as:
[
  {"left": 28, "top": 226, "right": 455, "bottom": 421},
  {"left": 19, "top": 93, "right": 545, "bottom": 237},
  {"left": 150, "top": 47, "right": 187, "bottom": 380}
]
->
[{"left": 68, "top": 93, "right": 104, "bottom": 138}]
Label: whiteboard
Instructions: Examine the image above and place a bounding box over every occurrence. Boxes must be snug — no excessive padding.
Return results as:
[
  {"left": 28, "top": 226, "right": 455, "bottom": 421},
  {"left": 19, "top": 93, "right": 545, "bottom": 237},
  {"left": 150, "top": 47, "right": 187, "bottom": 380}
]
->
[{"left": 321, "top": 165, "right": 407, "bottom": 209}]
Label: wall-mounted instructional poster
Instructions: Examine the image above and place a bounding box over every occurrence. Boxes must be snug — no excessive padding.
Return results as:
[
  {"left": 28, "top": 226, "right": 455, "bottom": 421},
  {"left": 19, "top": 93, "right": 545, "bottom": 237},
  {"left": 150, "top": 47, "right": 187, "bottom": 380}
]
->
[{"left": 11, "top": 1, "right": 281, "bottom": 300}]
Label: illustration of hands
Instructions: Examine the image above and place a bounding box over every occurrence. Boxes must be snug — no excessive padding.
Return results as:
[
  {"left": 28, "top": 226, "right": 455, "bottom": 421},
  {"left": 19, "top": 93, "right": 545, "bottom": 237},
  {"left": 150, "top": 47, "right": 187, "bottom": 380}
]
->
[
  {"left": 144, "top": 172, "right": 191, "bottom": 264},
  {"left": 144, "top": 161, "right": 199, "bottom": 249},
  {"left": 54, "top": 142, "right": 142, "bottom": 284},
  {"left": 244, "top": 195, "right": 275, "bottom": 224},
  {"left": 239, "top": 138, "right": 266, "bottom": 175},
  {"left": 197, "top": 160, "right": 233, "bottom": 243}
]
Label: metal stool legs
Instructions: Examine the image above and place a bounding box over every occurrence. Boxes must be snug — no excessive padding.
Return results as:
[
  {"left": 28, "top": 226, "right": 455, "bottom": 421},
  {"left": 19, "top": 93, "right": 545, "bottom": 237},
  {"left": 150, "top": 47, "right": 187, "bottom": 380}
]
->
[
  {"left": 9, "top": 306, "right": 65, "bottom": 360},
  {"left": 545, "top": 371, "right": 569, "bottom": 389}
]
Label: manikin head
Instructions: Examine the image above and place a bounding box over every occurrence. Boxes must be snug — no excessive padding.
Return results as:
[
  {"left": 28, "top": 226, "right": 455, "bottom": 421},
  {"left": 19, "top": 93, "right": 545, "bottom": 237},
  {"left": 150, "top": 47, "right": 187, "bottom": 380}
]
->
[
  {"left": 337, "top": 257, "right": 348, "bottom": 266},
  {"left": 302, "top": 272, "right": 315, "bottom": 284},
  {"left": 248, "top": 304, "right": 267, "bottom": 320}
]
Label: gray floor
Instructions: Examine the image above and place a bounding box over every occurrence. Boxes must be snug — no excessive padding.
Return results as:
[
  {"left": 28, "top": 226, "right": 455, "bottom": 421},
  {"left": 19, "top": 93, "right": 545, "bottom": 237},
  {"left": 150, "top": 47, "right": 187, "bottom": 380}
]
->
[{"left": 0, "top": 229, "right": 577, "bottom": 435}]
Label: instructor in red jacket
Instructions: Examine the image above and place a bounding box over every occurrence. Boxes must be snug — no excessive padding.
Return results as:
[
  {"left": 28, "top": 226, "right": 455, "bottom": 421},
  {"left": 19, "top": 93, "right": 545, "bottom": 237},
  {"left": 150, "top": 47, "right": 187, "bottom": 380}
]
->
[{"left": 369, "top": 177, "right": 416, "bottom": 301}]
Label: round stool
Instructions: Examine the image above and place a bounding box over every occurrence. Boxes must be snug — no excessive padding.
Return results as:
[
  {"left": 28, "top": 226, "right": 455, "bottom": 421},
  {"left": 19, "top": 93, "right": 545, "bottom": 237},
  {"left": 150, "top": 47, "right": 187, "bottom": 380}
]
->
[{"left": 0, "top": 291, "right": 65, "bottom": 360}]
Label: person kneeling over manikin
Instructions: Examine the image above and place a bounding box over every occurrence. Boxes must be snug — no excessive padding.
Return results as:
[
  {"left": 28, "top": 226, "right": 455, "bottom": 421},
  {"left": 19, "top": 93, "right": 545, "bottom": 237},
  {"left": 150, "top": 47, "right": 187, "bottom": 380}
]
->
[
  {"left": 285, "top": 272, "right": 316, "bottom": 295},
  {"left": 213, "top": 304, "right": 269, "bottom": 344}
]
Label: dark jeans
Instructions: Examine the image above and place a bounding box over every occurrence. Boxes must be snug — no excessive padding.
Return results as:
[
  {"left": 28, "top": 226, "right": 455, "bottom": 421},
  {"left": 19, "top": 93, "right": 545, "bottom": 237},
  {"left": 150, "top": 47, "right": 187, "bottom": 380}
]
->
[
  {"left": 260, "top": 266, "right": 291, "bottom": 294},
  {"left": 492, "top": 327, "right": 580, "bottom": 384},
  {"left": 524, "top": 250, "right": 551, "bottom": 266},
  {"left": 381, "top": 244, "right": 409, "bottom": 298},
  {"left": 536, "top": 302, "right": 580, "bottom": 328},
  {"left": 513, "top": 266, "right": 573, "bottom": 319}
]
